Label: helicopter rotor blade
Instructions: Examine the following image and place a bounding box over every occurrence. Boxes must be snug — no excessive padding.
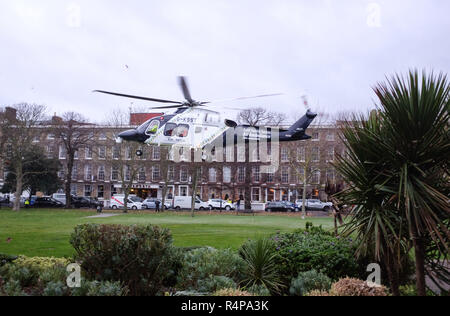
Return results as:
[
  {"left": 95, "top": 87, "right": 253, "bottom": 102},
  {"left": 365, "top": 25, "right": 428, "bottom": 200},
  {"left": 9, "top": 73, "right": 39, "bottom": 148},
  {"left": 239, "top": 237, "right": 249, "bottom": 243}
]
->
[
  {"left": 206, "top": 93, "right": 284, "bottom": 104},
  {"left": 94, "top": 90, "right": 182, "bottom": 104},
  {"left": 178, "top": 76, "right": 194, "bottom": 103},
  {"left": 149, "top": 105, "right": 188, "bottom": 110}
]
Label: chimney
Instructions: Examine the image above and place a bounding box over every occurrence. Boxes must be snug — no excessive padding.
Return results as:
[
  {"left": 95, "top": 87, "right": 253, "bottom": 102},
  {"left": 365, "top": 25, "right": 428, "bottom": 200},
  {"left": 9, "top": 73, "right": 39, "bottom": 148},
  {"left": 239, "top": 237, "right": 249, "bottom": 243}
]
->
[{"left": 4, "top": 107, "right": 17, "bottom": 122}]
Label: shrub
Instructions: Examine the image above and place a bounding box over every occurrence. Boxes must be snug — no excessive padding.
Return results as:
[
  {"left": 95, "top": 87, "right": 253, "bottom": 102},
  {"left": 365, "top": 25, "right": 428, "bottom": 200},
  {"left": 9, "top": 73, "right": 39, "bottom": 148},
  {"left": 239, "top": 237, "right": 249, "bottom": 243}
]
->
[
  {"left": 176, "top": 247, "right": 245, "bottom": 293},
  {"left": 271, "top": 231, "right": 365, "bottom": 288},
  {"left": 70, "top": 224, "right": 177, "bottom": 296},
  {"left": 214, "top": 288, "right": 253, "bottom": 297},
  {"left": 197, "top": 276, "right": 237, "bottom": 293},
  {"left": 14, "top": 256, "right": 70, "bottom": 272},
  {"left": 0, "top": 254, "right": 18, "bottom": 267},
  {"left": 1, "top": 279, "right": 27, "bottom": 296},
  {"left": 330, "top": 278, "right": 388, "bottom": 296},
  {"left": 43, "top": 281, "right": 69, "bottom": 297},
  {"left": 305, "top": 290, "right": 331, "bottom": 296},
  {"left": 289, "top": 270, "right": 332, "bottom": 296},
  {"left": 247, "top": 284, "right": 271, "bottom": 296},
  {"left": 239, "top": 238, "right": 283, "bottom": 295}
]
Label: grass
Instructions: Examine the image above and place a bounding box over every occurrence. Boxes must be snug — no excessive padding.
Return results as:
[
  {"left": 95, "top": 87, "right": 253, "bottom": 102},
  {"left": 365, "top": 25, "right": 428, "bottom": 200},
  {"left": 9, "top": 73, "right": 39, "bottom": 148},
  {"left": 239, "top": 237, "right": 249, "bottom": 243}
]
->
[{"left": 0, "top": 208, "right": 334, "bottom": 258}]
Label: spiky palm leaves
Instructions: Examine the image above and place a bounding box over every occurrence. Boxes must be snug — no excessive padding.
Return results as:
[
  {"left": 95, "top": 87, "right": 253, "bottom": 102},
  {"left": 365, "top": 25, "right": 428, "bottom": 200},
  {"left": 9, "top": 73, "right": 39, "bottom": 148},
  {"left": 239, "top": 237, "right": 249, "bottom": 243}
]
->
[{"left": 335, "top": 70, "right": 449, "bottom": 296}]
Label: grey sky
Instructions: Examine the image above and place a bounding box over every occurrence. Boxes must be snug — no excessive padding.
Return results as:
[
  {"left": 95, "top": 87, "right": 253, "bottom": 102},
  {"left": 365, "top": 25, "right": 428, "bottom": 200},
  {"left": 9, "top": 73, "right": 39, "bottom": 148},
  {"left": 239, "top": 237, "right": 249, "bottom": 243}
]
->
[{"left": 0, "top": 0, "right": 449, "bottom": 123}]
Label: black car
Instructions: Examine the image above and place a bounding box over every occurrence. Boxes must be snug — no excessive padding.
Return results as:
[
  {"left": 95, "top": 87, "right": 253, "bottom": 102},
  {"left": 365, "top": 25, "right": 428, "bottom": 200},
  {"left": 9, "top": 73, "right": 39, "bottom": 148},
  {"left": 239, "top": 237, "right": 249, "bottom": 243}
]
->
[
  {"left": 71, "top": 197, "right": 103, "bottom": 209},
  {"left": 33, "top": 197, "right": 64, "bottom": 208},
  {"left": 265, "top": 201, "right": 296, "bottom": 213}
]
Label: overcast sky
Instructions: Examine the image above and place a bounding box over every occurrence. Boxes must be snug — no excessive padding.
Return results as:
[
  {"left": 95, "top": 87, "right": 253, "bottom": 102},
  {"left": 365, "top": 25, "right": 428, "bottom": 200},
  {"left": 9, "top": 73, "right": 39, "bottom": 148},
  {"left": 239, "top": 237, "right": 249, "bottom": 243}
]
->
[{"left": 0, "top": 0, "right": 449, "bottom": 123}]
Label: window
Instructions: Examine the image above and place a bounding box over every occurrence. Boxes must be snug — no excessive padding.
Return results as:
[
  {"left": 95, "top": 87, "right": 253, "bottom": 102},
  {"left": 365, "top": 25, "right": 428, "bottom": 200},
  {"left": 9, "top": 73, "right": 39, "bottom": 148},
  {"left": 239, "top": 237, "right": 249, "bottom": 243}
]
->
[
  {"left": 59, "top": 145, "right": 66, "bottom": 160},
  {"left": 237, "top": 167, "right": 246, "bottom": 183},
  {"left": 33, "top": 135, "right": 40, "bottom": 143},
  {"left": 175, "top": 124, "right": 190, "bottom": 138},
  {"left": 168, "top": 166, "right": 175, "bottom": 181},
  {"left": 152, "top": 166, "right": 160, "bottom": 181},
  {"left": 298, "top": 168, "right": 305, "bottom": 184},
  {"left": 153, "top": 147, "right": 161, "bottom": 160},
  {"left": 98, "top": 166, "right": 105, "bottom": 181},
  {"left": 237, "top": 146, "right": 246, "bottom": 162},
  {"left": 47, "top": 133, "right": 55, "bottom": 140},
  {"left": 312, "top": 170, "right": 321, "bottom": 184},
  {"left": 146, "top": 120, "right": 160, "bottom": 135},
  {"left": 72, "top": 164, "right": 78, "bottom": 180},
  {"left": 99, "top": 147, "right": 106, "bottom": 159},
  {"left": 327, "top": 147, "right": 335, "bottom": 162},
  {"left": 164, "top": 123, "right": 177, "bottom": 137},
  {"left": 281, "top": 147, "right": 289, "bottom": 162},
  {"left": 180, "top": 166, "right": 188, "bottom": 182},
  {"left": 84, "top": 165, "right": 92, "bottom": 181},
  {"left": 58, "top": 167, "right": 65, "bottom": 180},
  {"left": 253, "top": 166, "right": 261, "bottom": 183},
  {"left": 326, "top": 132, "right": 335, "bottom": 141},
  {"left": 113, "top": 146, "right": 120, "bottom": 160},
  {"left": 267, "top": 188, "right": 275, "bottom": 202},
  {"left": 99, "top": 133, "right": 107, "bottom": 141},
  {"left": 126, "top": 147, "right": 133, "bottom": 160},
  {"left": 180, "top": 186, "right": 188, "bottom": 197},
  {"left": 223, "top": 167, "right": 231, "bottom": 183},
  {"left": 70, "top": 184, "right": 78, "bottom": 196},
  {"left": 47, "top": 145, "right": 55, "bottom": 158},
  {"left": 97, "top": 185, "right": 104, "bottom": 198},
  {"left": 281, "top": 167, "right": 290, "bottom": 184},
  {"left": 84, "top": 185, "right": 92, "bottom": 197},
  {"left": 74, "top": 150, "right": 79, "bottom": 160},
  {"left": 252, "top": 188, "right": 261, "bottom": 202},
  {"left": 124, "top": 165, "right": 131, "bottom": 181},
  {"left": 267, "top": 170, "right": 274, "bottom": 183},
  {"left": 111, "top": 166, "right": 119, "bottom": 181},
  {"left": 312, "top": 132, "right": 320, "bottom": 141},
  {"left": 209, "top": 168, "right": 217, "bottom": 183},
  {"left": 312, "top": 147, "right": 320, "bottom": 162},
  {"left": 138, "top": 167, "right": 146, "bottom": 182},
  {"left": 85, "top": 147, "right": 93, "bottom": 159},
  {"left": 297, "top": 147, "right": 305, "bottom": 162},
  {"left": 326, "top": 169, "right": 336, "bottom": 183}
]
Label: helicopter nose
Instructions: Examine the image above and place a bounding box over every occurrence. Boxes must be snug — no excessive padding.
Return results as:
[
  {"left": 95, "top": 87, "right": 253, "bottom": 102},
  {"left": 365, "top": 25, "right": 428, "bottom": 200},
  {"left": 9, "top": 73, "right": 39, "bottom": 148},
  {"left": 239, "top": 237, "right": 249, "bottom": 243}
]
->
[{"left": 118, "top": 129, "right": 140, "bottom": 142}]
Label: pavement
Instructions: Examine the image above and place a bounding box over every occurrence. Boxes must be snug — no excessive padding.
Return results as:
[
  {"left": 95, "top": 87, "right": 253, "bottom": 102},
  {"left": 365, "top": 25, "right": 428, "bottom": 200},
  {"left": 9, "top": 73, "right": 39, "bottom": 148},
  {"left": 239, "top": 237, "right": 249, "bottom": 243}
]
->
[{"left": 85, "top": 213, "right": 122, "bottom": 219}]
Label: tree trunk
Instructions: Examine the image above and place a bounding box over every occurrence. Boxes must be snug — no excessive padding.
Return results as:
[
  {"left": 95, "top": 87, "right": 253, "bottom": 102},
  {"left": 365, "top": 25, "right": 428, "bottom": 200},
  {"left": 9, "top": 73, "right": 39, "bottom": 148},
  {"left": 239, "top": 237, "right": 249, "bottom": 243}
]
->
[
  {"left": 385, "top": 255, "right": 401, "bottom": 296},
  {"left": 302, "top": 178, "right": 307, "bottom": 220},
  {"left": 13, "top": 171, "right": 23, "bottom": 212},
  {"left": 65, "top": 157, "right": 74, "bottom": 208},
  {"left": 413, "top": 234, "right": 427, "bottom": 296}
]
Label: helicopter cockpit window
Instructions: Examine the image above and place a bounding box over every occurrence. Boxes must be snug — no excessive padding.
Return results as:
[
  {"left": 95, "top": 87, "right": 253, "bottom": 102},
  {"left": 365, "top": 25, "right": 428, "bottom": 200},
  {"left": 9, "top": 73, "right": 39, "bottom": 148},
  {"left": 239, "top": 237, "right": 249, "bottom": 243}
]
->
[
  {"left": 175, "top": 124, "right": 190, "bottom": 138},
  {"left": 164, "top": 123, "right": 178, "bottom": 137},
  {"left": 145, "top": 120, "right": 160, "bottom": 136}
]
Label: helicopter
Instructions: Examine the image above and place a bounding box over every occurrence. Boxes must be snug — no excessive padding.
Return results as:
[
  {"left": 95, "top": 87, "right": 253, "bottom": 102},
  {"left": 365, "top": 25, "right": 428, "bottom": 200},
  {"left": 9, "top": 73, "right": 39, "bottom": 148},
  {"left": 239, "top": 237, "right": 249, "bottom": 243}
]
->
[{"left": 94, "top": 77, "right": 317, "bottom": 156}]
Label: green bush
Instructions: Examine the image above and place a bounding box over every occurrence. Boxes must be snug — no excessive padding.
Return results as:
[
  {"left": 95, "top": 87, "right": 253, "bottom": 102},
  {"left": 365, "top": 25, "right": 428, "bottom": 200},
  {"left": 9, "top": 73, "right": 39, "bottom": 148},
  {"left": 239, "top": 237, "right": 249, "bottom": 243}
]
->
[
  {"left": 247, "top": 284, "right": 271, "bottom": 296},
  {"left": 1, "top": 279, "right": 27, "bottom": 296},
  {"left": 70, "top": 224, "right": 177, "bottom": 296},
  {"left": 0, "top": 254, "right": 18, "bottom": 267},
  {"left": 197, "top": 276, "right": 237, "bottom": 293},
  {"left": 176, "top": 247, "right": 245, "bottom": 293},
  {"left": 239, "top": 238, "right": 283, "bottom": 295},
  {"left": 271, "top": 231, "right": 365, "bottom": 288},
  {"left": 289, "top": 270, "right": 332, "bottom": 296},
  {"left": 43, "top": 281, "right": 69, "bottom": 297}
]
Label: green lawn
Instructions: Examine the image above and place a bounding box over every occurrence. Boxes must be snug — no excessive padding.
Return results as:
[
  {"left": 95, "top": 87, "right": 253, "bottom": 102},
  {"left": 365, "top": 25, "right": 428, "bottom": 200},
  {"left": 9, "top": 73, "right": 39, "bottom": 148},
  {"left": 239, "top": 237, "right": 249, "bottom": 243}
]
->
[{"left": 0, "top": 209, "right": 334, "bottom": 258}]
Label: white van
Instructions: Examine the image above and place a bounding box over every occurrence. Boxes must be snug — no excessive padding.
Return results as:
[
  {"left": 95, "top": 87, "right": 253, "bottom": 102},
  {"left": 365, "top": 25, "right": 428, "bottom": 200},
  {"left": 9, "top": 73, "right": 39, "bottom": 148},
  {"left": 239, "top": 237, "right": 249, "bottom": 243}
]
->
[
  {"left": 110, "top": 195, "right": 143, "bottom": 210},
  {"left": 52, "top": 193, "right": 67, "bottom": 205},
  {"left": 173, "top": 196, "right": 210, "bottom": 211}
]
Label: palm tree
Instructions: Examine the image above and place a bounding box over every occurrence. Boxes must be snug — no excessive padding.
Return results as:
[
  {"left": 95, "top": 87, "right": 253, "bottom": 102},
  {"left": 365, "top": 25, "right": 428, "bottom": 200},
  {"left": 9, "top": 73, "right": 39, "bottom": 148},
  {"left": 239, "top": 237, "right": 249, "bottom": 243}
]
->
[{"left": 336, "top": 70, "right": 449, "bottom": 296}]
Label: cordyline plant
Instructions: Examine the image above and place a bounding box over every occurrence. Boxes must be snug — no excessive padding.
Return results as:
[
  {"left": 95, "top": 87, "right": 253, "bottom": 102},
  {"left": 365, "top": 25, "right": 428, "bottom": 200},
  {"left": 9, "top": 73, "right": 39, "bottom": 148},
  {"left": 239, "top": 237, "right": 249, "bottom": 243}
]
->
[{"left": 335, "top": 70, "right": 449, "bottom": 296}]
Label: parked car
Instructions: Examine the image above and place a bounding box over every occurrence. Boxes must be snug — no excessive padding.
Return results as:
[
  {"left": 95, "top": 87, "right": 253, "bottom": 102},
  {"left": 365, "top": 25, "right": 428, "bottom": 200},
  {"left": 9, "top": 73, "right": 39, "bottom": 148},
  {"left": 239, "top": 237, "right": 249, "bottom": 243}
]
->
[
  {"left": 33, "top": 197, "right": 64, "bottom": 208},
  {"left": 173, "top": 196, "right": 210, "bottom": 211},
  {"left": 142, "top": 198, "right": 172, "bottom": 210},
  {"left": 71, "top": 197, "right": 103, "bottom": 209},
  {"left": 110, "top": 196, "right": 143, "bottom": 210},
  {"left": 296, "top": 199, "right": 333, "bottom": 212},
  {"left": 208, "top": 199, "right": 235, "bottom": 211},
  {"left": 265, "top": 201, "right": 296, "bottom": 213}
]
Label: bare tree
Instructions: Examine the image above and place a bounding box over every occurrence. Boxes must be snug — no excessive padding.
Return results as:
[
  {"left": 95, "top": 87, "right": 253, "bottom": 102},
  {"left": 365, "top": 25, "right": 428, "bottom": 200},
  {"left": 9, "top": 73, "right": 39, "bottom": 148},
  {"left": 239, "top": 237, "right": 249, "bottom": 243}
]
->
[
  {"left": 104, "top": 109, "right": 143, "bottom": 213},
  {"left": 0, "top": 104, "right": 47, "bottom": 211},
  {"left": 288, "top": 113, "right": 333, "bottom": 219},
  {"left": 51, "top": 112, "right": 97, "bottom": 208},
  {"left": 237, "top": 107, "right": 287, "bottom": 127}
]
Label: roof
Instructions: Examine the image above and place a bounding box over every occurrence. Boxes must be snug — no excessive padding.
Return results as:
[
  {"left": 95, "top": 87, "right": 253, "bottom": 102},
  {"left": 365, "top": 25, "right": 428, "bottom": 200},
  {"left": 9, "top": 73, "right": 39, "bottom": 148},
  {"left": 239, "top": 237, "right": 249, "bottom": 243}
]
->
[{"left": 130, "top": 113, "right": 164, "bottom": 126}]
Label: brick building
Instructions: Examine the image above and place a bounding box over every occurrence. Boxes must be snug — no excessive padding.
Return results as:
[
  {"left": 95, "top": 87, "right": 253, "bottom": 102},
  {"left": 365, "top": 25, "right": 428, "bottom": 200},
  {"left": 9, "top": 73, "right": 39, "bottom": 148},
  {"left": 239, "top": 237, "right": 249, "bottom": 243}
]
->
[{"left": 0, "top": 110, "right": 343, "bottom": 205}]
